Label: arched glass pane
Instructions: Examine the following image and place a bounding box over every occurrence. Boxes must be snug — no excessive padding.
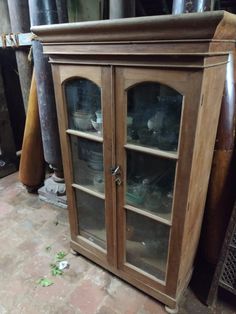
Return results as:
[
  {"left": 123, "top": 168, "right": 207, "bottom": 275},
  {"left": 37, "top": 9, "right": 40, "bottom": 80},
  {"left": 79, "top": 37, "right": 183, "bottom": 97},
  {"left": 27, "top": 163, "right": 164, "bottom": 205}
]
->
[
  {"left": 127, "top": 82, "right": 182, "bottom": 152},
  {"left": 65, "top": 78, "right": 102, "bottom": 134}
]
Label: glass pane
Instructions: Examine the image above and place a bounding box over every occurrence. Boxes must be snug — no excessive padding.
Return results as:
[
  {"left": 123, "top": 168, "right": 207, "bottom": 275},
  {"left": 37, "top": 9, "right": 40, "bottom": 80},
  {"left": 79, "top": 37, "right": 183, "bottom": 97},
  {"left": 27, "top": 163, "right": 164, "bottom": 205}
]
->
[
  {"left": 65, "top": 78, "right": 102, "bottom": 134},
  {"left": 126, "top": 150, "right": 175, "bottom": 220},
  {"left": 75, "top": 189, "right": 106, "bottom": 249},
  {"left": 126, "top": 211, "right": 170, "bottom": 281},
  {"left": 127, "top": 83, "right": 182, "bottom": 152},
  {"left": 71, "top": 136, "right": 104, "bottom": 194}
]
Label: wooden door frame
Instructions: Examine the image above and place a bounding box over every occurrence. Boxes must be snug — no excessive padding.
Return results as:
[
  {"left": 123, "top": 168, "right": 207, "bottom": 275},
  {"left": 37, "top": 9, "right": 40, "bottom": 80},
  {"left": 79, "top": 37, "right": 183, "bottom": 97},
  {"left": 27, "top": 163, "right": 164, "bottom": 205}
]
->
[
  {"left": 115, "top": 66, "right": 203, "bottom": 297},
  {"left": 51, "top": 64, "right": 117, "bottom": 267}
]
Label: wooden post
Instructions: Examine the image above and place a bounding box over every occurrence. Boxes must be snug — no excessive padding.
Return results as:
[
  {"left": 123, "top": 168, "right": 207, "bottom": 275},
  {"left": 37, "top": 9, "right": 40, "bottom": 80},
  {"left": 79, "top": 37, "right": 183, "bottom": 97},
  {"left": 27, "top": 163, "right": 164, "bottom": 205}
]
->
[
  {"left": 28, "top": 0, "right": 66, "bottom": 207},
  {"left": 7, "top": 0, "right": 32, "bottom": 112},
  {"left": 109, "top": 0, "right": 135, "bottom": 19}
]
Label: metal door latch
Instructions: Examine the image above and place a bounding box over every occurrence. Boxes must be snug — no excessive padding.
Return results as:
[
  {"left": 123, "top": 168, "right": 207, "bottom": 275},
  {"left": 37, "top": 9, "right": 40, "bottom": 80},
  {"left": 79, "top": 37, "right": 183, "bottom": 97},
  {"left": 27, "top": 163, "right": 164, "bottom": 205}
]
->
[{"left": 111, "top": 165, "right": 122, "bottom": 186}]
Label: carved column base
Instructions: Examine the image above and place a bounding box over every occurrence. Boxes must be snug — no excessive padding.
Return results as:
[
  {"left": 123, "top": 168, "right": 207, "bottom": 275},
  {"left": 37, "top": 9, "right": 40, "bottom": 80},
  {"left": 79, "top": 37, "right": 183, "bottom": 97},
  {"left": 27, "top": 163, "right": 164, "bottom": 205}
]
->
[
  {"left": 0, "top": 157, "right": 17, "bottom": 178},
  {"left": 38, "top": 174, "right": 67, "bottom": 208}
]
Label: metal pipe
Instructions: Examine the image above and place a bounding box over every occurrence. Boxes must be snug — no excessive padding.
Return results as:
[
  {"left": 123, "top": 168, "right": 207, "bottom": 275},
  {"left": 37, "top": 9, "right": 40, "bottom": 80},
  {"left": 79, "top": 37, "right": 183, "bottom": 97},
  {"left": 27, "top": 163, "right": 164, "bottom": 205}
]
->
[
  {"left": 55, "top": 0, "right": 68, "bottom": 23},
  {"left": 172, "top": 0, "right": 214, "bottom": 14},
  {"left": 109, "top": 0, "right": 135, "bottom": 19},
  {"left": 28, "top": 0, "right": 66, "bottom": 207},
  {"left": 28, "top": 0, "right": 62, "bottom": 175},
  {"left": 7, "top": 0, "right": 32, "bottom": 112},
  {"left": 172, "top": 0, "right": 185, "bottom": 14}
]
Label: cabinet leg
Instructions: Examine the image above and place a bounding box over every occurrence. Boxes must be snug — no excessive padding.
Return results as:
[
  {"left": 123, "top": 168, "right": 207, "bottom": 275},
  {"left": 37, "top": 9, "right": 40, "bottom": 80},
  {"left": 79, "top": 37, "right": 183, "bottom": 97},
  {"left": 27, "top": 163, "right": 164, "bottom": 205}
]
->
[
  {"left": 70, "top": 248, "right": 80, "bottom": 256},
  {"left": 165, "top": 304, "right": 179, "bottom": 314}
]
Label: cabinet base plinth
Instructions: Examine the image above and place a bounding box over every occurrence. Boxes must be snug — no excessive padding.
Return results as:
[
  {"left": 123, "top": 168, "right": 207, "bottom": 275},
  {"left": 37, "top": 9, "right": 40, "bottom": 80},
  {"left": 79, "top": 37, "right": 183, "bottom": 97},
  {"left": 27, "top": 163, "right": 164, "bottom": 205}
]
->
[
  {"left": 70, "top": 248, "right": 80, "bottom": 256},
  {"left": 165, "top": 305, "right": 179, "bottom": 314}
]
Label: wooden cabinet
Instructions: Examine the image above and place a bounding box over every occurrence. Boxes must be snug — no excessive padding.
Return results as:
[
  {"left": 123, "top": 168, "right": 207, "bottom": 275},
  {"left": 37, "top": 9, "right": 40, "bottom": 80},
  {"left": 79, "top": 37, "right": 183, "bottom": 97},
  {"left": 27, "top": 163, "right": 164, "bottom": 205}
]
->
[{"left": 32, "top": 11, "right": 236, "bottom": 310}]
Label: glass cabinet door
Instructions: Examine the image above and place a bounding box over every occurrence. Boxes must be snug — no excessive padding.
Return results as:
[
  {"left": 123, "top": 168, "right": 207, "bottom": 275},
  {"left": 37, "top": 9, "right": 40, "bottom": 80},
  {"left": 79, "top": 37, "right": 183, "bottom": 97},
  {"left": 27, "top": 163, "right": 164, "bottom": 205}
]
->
[
  {"left": 116, "top": 68, "right": 183, "bottom": 285},
  {"left": 63, "top": 68, "right": 114, "bottom": 258}
]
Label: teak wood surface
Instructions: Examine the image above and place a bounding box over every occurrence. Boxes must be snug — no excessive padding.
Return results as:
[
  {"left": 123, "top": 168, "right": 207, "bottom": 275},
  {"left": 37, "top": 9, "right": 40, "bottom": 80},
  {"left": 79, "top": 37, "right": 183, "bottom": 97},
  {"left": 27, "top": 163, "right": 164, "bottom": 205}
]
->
[{"left": 33, "top": 11, "right": 236, "bottom": 309}]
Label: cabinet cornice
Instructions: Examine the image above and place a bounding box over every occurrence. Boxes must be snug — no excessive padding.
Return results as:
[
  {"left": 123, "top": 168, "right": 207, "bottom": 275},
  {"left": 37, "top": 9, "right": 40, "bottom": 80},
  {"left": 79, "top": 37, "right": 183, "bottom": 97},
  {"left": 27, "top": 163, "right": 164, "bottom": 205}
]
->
[{"left": 32, "top": 11, "right": 236, "bottom": 44}]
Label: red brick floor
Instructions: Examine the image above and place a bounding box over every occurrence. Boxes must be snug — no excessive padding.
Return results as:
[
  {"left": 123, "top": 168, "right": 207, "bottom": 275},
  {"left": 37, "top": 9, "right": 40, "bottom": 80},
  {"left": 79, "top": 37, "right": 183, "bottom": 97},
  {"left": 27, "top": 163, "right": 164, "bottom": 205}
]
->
[{"left": 0, "top": 173, "right": 235, "bottom": 314}]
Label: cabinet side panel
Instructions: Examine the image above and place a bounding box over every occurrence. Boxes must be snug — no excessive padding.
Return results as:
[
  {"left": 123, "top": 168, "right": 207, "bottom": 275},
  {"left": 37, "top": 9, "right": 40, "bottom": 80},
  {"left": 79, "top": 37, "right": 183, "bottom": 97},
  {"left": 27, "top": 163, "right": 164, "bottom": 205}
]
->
[{"left": 177, "top": 63, "right": 227, "bottom": 295}]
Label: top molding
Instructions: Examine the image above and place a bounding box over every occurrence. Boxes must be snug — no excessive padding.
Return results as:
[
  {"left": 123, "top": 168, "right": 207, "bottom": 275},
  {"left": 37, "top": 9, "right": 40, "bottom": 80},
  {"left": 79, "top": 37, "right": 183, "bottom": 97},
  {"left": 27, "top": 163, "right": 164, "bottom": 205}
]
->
[{"left": 31, "top": 11, "right": 236, "bottom": 44}]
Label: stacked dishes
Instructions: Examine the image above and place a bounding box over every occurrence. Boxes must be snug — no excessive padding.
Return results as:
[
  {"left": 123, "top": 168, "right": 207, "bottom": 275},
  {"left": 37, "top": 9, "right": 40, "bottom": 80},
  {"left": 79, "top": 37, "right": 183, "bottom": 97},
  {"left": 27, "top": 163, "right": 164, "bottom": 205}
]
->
[
  {"left": 87, "top": 151, "right": 103, "bottom": 171},
  {"left": 72, "top": 110, "right": 92, "bottom": 131}
]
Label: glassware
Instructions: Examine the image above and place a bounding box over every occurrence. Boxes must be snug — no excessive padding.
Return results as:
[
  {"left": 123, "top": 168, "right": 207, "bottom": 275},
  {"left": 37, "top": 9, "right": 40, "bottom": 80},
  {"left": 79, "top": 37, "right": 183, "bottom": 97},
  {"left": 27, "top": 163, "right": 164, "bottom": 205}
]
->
[
  {"left": 127, "top": 83, "right": 182, "bottom": 151},
  {"left": 71, "top": 137, "right": 104, "bottom": 193},
  {"left": 65, "top": 78, "right": 101, "bottom": 132}
]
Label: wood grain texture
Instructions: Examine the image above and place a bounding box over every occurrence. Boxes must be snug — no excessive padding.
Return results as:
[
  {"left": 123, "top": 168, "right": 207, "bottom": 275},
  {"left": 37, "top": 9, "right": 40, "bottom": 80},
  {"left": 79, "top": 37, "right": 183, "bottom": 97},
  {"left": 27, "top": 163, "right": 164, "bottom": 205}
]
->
[
  {"left": 177, "top": 64, "right": 227, "bottom": 294},
  {"left": 201, "top": 51, "right": 236, "bottom": 265},
  {"left": 19, "top": 70, "right": 45, "bottom": 190}
]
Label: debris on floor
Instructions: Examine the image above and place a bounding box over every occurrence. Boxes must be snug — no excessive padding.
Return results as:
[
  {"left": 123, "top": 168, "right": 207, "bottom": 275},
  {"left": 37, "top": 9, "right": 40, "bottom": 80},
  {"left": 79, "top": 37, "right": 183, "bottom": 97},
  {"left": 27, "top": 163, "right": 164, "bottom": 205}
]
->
[{"left": 0, "top": 173, "right": 235, "bottom": 314}]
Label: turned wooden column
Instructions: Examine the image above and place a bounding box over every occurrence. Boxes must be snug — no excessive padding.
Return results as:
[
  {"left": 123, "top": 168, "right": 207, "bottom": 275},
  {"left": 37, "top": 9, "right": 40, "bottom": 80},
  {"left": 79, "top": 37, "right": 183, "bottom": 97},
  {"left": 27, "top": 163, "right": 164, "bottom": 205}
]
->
[
  {"left": 109, "top": 0, "right": 135, "bottom": 19},
  {"left": 7, "top": 0, "right": 32, "bottom": 112},
  {"left": 29, "top": 0, "right": 66, "bottom": 207},
  {"left": 19, "top": 70, "right": 45, "bottom": 191}
]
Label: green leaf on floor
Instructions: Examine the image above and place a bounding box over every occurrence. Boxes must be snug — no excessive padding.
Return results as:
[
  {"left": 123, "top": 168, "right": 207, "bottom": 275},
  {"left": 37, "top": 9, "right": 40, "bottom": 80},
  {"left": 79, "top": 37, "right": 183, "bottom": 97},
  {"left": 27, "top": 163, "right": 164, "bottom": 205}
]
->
[
  {"left": 37, "top": 278, "right": 54, "bottom": 287},
  {"left": 50, "top": 264, "right": 63, "bottom": 276},
  {"left": 56, "top": 251, "right": 67, "bottom": 260}
]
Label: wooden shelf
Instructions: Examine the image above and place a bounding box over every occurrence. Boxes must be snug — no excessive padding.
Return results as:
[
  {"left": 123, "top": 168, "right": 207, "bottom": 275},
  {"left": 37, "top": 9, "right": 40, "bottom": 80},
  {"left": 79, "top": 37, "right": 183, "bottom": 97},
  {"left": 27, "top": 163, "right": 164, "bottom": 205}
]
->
[
  {"left": 124, "top": 204, "right": 172, "bottom": 226},
  {"left": 72, "top": 183, "right": 105, "bottom": 200},
  {"left": 124, "top": 143, "right": 178, "bottom": 160},
  {"left": 66, "top": 129, "right": 103, "bottom": 143}
]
